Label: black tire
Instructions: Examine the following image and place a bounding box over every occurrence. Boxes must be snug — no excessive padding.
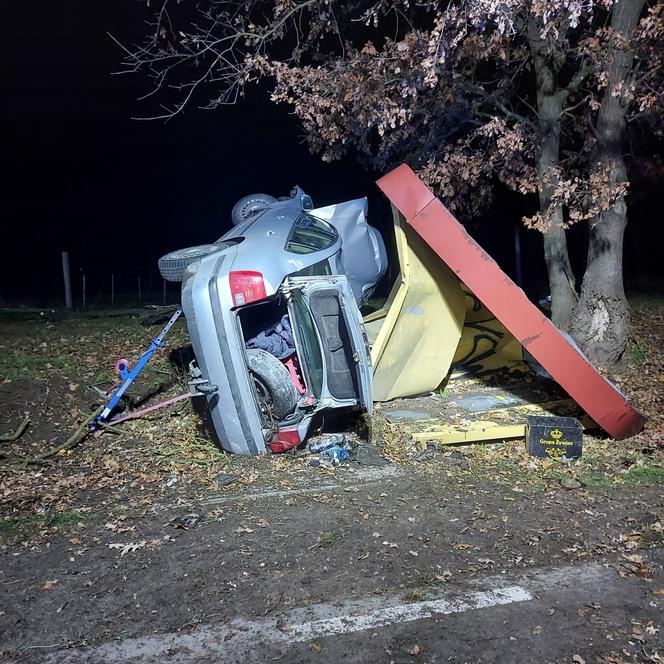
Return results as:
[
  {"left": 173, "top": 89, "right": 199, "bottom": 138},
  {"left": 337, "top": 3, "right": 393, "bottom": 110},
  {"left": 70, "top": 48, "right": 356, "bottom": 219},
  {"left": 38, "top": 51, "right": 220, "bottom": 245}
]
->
[
  {"left": 158, "top": 244, "right": 218, "bottom": 282},
  {"left": 246, "top": 348, "right": 298, "bottom": 422},
  {"left": 231, "top": 194, "right": 276, "bottom": 226}
]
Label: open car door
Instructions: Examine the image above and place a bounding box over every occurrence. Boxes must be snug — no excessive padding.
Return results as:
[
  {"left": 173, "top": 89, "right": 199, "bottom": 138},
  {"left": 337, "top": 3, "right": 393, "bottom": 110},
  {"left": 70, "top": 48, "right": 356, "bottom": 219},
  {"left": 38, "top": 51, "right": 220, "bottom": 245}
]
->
[{"left": 284, "top": 275, "right": 373, "bottom": 413}]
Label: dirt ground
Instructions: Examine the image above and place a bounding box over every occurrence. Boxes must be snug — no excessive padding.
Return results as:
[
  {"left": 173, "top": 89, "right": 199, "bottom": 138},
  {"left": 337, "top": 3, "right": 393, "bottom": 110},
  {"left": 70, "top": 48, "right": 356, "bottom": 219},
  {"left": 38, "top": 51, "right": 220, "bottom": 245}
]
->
[{"left": 1, "top": 298, "right": 663, "bottom": 663}]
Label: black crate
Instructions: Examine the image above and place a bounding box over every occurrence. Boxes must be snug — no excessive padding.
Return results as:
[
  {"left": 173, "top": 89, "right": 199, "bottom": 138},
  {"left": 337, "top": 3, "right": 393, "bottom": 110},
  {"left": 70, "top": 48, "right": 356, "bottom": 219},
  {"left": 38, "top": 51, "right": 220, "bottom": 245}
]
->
[{"left": 526, "top": 415, "right": 583, "bottom": 459}]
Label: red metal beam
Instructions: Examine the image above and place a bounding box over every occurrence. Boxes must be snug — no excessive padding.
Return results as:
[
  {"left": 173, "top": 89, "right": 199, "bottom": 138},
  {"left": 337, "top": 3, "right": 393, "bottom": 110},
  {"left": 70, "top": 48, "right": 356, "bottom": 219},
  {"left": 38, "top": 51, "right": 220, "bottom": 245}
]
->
[{"left": 377, "top": 164, "right": 645, "bottom": 440}]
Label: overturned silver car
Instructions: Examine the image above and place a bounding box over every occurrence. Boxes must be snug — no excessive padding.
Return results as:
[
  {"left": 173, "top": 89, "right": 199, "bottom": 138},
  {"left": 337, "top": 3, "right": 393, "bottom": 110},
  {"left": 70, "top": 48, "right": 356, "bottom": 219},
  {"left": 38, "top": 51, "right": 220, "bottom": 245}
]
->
[{"left": 158, "top": 189, "right": 387, "bottom": 454}]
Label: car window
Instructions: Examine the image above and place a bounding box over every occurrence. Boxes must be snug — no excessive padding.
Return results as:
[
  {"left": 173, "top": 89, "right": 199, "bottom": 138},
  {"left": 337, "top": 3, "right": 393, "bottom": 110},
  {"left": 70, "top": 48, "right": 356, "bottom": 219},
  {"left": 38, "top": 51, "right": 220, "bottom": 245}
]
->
[
  {"left": 292, "top": 258, "right": 333, "bottom": 278},
  {"left": 292, "top": 294, "right": 324, "bottom": 396},
  {"left": 285, "top": 214, "right": 337, "bottom": 254}
]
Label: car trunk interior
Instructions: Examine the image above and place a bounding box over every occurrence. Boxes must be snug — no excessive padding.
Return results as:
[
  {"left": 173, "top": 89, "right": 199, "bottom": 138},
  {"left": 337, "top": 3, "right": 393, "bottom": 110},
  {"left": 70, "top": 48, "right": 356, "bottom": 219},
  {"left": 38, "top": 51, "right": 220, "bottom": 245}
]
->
[
  {"left": 237, "top": 297, "right": 287, "bottom": 346},
  {"left": 237, "top": 296, "right": 306, "bottom": 397},
  {"left": 237, "top": 289, "right": 360, "bottom": 404}
]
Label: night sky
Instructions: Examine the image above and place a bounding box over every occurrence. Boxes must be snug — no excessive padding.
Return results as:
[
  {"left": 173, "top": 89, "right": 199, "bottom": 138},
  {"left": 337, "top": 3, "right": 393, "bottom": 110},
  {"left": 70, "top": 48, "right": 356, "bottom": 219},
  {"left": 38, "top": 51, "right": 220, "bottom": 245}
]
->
[{"left": 3, "top": 1, "right": 662, "bottom": 307}]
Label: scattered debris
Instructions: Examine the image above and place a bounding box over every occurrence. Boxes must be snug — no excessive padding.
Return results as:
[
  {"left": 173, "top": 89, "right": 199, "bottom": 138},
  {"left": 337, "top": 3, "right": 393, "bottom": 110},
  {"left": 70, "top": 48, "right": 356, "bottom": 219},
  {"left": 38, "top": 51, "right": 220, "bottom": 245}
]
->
[
  {"left": 308, "top": 433, "right": 348, "bottom": 454},
  {"left": 324, "top": 445, "right": 349, "bottom": 465},
  {"left": 168, "top": 513, "right": 203, "bottom": 530},
  {"left": 307, "top": 434, "right": 352, "bottom": 467},
  {"left": 559, "top": 477, "right": 584, "bottom": 490},
  {"left": 352, "top": 442, "right": 389, "bottom": 466},
  {"left": 412, "top": 442, "right": 437, "bottom": 463},
  {"left": 215, "top": 473, "right": 238, "bottom": 488}
]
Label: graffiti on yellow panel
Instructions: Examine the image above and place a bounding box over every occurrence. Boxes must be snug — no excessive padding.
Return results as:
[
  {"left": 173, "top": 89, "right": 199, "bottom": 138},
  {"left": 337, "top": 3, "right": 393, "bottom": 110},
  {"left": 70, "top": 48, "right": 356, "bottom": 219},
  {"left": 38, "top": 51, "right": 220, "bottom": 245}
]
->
[{"left": 451, "top": 288, "right": 526, "bottom": 379}]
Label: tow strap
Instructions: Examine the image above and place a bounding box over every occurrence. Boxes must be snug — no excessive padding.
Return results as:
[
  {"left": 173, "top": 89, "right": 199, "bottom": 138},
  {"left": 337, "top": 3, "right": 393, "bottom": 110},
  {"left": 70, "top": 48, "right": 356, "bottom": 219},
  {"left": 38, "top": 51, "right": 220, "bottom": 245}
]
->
[{"left": 92, "top": 308, "right": 183, "bottom": 429}]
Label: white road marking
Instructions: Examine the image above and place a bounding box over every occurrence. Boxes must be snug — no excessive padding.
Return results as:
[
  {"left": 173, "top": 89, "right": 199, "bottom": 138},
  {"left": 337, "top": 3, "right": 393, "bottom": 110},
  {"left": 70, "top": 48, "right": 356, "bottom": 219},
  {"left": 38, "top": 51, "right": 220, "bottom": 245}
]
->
[
  {"left": 41, "top": 563, "right": 616, "bottom": 664},
  {"left": 284, "top": 585, "right": 532, "bottom": 642}
]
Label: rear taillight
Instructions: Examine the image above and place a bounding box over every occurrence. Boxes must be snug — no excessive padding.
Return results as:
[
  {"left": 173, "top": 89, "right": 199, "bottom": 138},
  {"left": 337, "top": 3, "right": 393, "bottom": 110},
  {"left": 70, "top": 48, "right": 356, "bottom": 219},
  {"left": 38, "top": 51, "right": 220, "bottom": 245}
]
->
[
  {"left": 229, "top": 271, "right": 267, "bottom": 307},
  {"left": 268, "top": 427, "right": 301, "bottom": 454}
]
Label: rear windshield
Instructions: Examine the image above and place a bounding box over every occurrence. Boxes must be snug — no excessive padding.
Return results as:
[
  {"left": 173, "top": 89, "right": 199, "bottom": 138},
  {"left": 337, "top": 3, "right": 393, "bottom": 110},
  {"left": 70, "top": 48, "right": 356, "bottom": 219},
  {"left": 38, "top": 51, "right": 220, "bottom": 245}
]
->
[
  {"left": 285, "top": 214, "right": 337, "bottom": 254},
  {"left": 292, "top": 294, "right": 324, "bottom": 396}
]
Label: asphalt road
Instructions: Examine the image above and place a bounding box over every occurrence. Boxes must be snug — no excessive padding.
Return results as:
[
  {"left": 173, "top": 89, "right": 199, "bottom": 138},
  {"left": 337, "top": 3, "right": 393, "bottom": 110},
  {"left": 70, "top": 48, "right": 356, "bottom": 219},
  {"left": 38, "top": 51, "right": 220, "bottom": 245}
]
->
[{"left": 3, "top": 464, "right": 663, "bottom": 663}]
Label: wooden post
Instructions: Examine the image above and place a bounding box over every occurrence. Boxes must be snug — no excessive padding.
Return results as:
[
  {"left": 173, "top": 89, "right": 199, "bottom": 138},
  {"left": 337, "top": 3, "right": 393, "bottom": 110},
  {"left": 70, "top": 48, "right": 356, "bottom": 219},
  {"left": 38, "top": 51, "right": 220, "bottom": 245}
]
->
[
  {"left": 111, "top": 274, "right": 115, "bottom": 306},
  {"left": 61, "top": 251, "right": 72, "bottom": 309}
]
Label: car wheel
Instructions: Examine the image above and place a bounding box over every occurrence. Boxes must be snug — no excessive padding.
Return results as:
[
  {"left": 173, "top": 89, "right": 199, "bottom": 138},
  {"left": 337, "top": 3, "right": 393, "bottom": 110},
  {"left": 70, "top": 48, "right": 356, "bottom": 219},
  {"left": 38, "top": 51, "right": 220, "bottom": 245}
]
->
[
  {"left": 231, "top": 194, "right": 276, "bottom": 226},
  {"left": 246, "top": 348, "right": 299, "bottom": 422},
  {"left": 157, "top": 244, "right": 218, "bottom": 282}
]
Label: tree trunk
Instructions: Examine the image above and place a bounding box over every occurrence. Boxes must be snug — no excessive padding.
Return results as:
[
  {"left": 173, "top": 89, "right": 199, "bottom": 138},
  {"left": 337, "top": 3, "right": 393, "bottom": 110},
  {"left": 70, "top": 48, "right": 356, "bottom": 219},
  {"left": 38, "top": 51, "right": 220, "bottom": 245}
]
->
[
  {"left": 528, "top": 21, "right": 578, "bottom": 330},
  {"left": 570, "top": 0, "right": 645, "bottom": 366}
]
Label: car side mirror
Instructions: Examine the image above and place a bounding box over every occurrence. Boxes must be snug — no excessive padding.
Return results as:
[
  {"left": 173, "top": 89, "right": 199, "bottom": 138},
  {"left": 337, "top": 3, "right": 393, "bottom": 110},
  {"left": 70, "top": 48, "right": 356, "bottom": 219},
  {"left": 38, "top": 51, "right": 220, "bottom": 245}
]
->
[{"left": 300, "top": 195, "right": 314, "bottom": 210}]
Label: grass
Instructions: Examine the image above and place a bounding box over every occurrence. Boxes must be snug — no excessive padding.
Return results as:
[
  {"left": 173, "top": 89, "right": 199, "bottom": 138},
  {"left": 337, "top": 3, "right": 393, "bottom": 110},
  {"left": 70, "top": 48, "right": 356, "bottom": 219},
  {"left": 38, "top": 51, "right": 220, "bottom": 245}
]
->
[
  {"left": 621, "top": 465, "right": 664, "bottom": 485},
  {"left": 404, "top": 572, "right": 451, "bottom": 602},
  {"left": 147, "top": 434, "right": 228, "bottom": 467},
  {"left": 0, "top": 511, "right": 85, "bottom": 541},
  {"left": 47, "top": 510, "right": 86, "bottom": 530},
  {"left": 0, "top": 349, "right": 45, "bottom": 380},
  {"left": 404, "top": 587, "right": 427, "bottom": 602},
  {"left": 627, "top": 291, "right": 664, "bottom": 308},
  {"left": 91, "top": 368, "right": 114, "bottom": 385},
  {"left": 0, "top": 314, "right": 189, "bottom": 384},
  {"left": 0, "top": 518, "right": 19, "bottom": 538},
  {"left": 641, "top": 525, "right": 664, "bottom": 545},
  {"left": 314, "top": 530, "right": 341, "bottom": 548},
  {"left": 577, "top": 471, "right": 612, "bottom": 488},
  {"left": 458, "top": 431, "right": 664, "bottom": 493},
  {"left": 626, "top": 341, "right": 646, "bottom": 366}
]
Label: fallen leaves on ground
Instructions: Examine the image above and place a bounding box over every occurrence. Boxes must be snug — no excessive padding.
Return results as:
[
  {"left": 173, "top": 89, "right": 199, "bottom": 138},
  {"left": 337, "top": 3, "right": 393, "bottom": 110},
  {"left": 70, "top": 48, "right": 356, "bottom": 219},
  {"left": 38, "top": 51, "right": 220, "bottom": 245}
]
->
[
  {"left": 108, "top": 541, "right": 147, "bottom": 557},
  {"left": 1, "top": 300, "right": 664, "bottom": 549}
]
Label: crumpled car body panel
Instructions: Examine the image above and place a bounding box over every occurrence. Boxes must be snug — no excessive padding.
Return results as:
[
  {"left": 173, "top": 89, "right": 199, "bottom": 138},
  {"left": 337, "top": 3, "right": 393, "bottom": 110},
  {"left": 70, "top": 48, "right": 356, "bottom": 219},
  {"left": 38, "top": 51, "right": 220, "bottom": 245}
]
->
[{"left": 310, "top": 198, "right": 387, "bottom": 305}]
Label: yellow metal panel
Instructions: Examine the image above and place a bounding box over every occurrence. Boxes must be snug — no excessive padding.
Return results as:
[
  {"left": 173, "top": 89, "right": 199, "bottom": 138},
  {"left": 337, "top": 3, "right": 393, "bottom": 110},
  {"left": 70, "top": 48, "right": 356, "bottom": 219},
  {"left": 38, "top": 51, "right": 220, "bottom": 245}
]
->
[
  {"left": 451, "top": 288, "right": 525, "bottom": 378},
  {"left": 411, "top": 422, "right": 527, "bottom": 444},
  {"left": 397, "top": 398, "right": 595, "bottom": 444},
  {"left": 367, "top": 205, "right": 466, "bottom": 402}
]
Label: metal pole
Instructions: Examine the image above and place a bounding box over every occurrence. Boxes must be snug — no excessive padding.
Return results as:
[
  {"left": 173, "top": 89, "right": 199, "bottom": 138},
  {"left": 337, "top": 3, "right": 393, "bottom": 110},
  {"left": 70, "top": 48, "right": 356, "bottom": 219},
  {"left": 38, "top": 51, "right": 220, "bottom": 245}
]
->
[
  {"left": 162, "top": 280, "right": 166, "bottom": 305},
  {"left": 111, "top": 273, "right": 115, "bottom": 306},
  {"left": 61, "top": 251, "right": 72, "bottom": 309},
  {"left": 138, "top": 276, "right": 142, "bottom": 305},
  {"left": 82, "top": 274, "right": 86, "bottom": 309}
]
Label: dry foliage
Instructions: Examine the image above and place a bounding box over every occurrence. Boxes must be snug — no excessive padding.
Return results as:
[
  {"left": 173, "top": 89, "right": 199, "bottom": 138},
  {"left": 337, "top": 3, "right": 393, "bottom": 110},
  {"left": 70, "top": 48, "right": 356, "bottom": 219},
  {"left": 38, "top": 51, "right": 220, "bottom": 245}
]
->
[{"left": 120, "top": 0, "right": 663, "bottom": 230}]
